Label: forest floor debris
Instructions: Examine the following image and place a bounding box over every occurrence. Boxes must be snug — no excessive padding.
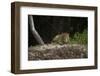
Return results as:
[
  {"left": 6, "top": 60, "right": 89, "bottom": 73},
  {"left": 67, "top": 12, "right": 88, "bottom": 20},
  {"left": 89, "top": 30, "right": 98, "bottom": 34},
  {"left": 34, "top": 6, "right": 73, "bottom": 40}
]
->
[{"left": 28, "top": 44, "right": 87, "bottom": 60}]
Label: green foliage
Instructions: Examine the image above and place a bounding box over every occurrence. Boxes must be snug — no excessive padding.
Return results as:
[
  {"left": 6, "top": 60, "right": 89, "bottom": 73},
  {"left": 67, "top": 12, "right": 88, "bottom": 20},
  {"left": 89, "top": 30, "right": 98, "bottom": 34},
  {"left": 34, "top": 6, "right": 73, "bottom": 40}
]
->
[{"left": 69, "top": 29, "right": 87, "bottom": 44}]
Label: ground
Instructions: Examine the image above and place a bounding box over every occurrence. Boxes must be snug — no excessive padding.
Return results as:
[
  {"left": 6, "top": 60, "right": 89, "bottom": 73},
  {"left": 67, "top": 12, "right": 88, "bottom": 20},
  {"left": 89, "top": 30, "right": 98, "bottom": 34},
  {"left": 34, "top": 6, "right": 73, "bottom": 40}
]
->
[{"left": 28, "top": 44, "right": 87, "bottom": 60}]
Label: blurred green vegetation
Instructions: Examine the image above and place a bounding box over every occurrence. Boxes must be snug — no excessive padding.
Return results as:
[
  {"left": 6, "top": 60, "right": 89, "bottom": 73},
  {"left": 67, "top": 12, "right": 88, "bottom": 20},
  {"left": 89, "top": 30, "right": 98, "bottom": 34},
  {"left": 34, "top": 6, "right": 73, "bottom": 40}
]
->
[{"left": 69, "top": 29, "right": 87, "bottom": 44}]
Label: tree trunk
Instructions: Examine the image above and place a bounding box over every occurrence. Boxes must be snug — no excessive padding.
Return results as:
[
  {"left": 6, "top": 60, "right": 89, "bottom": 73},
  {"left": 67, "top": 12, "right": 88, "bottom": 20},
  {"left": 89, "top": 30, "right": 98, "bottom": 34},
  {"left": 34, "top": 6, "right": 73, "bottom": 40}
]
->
[{"left": 29, "top": 15, "right": 45, "bottom": 45}]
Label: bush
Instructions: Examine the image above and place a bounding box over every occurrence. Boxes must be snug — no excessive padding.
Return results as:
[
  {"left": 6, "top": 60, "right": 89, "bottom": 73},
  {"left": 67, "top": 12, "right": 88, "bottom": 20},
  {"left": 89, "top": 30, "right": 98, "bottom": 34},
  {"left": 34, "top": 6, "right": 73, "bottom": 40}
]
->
[{"left": 69, "top": 29, "right": 87, "bottom": 44}]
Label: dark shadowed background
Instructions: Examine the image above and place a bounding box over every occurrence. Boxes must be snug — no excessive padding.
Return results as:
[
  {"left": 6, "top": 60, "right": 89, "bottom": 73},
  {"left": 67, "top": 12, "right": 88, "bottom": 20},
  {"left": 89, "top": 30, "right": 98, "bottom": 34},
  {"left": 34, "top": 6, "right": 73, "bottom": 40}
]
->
[{"left": 28, "top": 15, "right": 87, "bottom": 46}]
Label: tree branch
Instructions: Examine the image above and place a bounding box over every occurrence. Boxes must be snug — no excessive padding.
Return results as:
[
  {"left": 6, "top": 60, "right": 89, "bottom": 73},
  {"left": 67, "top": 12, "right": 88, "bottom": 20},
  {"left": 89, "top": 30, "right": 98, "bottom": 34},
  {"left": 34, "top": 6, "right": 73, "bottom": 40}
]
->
[{"left": 29, "top": 15, "right": 45, "bottom": 45}]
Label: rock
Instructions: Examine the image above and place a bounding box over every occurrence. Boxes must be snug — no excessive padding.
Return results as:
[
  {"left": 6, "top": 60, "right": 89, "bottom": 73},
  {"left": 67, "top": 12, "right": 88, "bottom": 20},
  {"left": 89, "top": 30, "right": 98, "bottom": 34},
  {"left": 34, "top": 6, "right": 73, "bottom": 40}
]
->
[{"left": 28, "top": 44, "right": 87, "bottom": 60}]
